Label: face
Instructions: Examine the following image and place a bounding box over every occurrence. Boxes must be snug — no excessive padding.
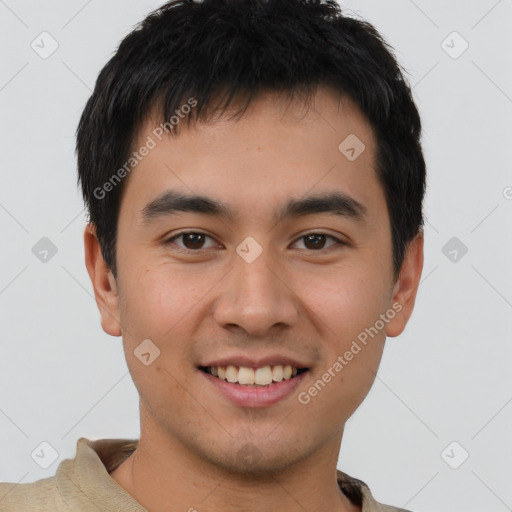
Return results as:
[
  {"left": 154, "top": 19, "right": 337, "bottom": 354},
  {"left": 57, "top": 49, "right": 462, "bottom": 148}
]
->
[{"left": 85, "top": 86, "right": 423, "bottom": 475}]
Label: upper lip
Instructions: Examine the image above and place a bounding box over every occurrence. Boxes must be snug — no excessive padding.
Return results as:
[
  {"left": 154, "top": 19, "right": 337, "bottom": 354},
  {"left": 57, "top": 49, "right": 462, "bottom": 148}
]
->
[{"left": 199, "top": 354, "right": 310, "bottom": 369}]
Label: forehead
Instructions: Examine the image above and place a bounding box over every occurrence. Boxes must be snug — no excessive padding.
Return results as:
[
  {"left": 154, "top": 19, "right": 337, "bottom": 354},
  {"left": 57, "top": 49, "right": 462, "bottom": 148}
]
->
[{"left": 120, "top": 86, "right": 384, "bottom": 226}]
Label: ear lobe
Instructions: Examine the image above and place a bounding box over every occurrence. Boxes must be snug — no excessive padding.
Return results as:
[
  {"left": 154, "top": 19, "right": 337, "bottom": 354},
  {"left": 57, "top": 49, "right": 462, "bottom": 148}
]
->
[
  {"left": 385, "top": 231, "right": 424, "bottom": 338},
  {"left": 84, "top": 223, "right": 122, "bottom": 337}
]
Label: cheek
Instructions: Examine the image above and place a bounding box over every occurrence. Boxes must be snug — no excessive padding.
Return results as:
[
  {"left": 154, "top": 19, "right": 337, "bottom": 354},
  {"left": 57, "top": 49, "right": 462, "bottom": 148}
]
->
[
  {"left": 119, "top": 260, "right": 208, "bottom": 339},
  {"left": 299, "top": 264, "right": 390, "bottom": 338},
  {"left": 116, "top": 261, "right": 214, "bottom": 387},
  {"left": 117, "top": 265, "right": 195, "bottom": 412},
  {"left": 297, "top": 265, "right": 388, "bottom": 394}
]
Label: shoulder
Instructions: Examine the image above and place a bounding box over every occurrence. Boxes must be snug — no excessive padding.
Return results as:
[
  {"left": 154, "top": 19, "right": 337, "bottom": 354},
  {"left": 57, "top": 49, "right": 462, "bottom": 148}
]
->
[
  {"left": 0, "top": 437, "right": 140, "bottom": 512},
  {"left": 0, "top": 473, "right": 70, "bottom": 511},
  {"left": 336, "top": 469, "right": 413, "bottom": 512},
  {"left": 375, "top": 504, "right": 411, "bottom": 512}
]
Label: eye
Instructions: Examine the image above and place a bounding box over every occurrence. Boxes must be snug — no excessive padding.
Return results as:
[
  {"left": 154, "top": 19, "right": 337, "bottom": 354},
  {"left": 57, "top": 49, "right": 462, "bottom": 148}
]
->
[
  {"left": 291, "top": 233, "right": 344, "bottom": 251},
  {"left": 164, "top": 231, "right": 345, "bottom": 252},
  {"left": 165, "top": 232, "right": 218, "bottom": 251}
]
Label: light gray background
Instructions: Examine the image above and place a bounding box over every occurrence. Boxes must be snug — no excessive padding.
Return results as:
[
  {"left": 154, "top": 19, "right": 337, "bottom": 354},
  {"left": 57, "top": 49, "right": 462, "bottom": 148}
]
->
[{"left": 0, "top": 1, "right": 511, "bottom": 511}]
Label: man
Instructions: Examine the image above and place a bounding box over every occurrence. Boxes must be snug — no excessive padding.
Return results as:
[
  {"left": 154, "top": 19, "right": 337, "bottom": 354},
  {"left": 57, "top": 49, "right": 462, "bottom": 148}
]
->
[{"left": 0, "top": 0, "right": 425, "bottom": 510}]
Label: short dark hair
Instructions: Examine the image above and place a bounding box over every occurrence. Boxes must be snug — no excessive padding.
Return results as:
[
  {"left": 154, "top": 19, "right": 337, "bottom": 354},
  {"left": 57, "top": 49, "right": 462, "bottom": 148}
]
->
[{"left": 76, "top": 0, "right": 426, "bottom": 280}]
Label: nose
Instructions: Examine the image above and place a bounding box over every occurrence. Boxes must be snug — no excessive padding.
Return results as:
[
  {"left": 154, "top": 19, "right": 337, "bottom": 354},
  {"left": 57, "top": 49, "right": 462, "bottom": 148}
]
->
[{"left": 212, "top": 247, "right": 299, "bottom": 336}]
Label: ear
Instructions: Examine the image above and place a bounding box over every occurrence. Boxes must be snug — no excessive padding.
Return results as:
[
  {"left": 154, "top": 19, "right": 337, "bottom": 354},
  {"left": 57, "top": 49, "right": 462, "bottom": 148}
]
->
[
  {"left": 385, "top": 231, "right": 424, "bottom": 338},
  {"left": 84, "top": 223, "right": 122, "bottom": 337}
]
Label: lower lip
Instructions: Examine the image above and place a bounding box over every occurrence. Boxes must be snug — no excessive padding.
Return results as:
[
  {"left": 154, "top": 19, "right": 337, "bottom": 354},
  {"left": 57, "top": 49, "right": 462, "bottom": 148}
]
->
[{"left": 199, "top": 369, "right": 308, "bottom": 408}]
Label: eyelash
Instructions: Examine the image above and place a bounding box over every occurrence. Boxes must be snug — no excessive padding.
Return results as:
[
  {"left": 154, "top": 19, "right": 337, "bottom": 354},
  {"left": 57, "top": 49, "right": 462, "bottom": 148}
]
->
[{"left": 164, "top": 231, "right": 346, "bottom": 253}]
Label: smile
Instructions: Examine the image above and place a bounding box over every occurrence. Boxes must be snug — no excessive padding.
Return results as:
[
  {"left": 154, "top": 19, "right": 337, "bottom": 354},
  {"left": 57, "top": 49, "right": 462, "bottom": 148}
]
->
[{"left": 199, "top": 365, "right": 309, "bottom": 386}]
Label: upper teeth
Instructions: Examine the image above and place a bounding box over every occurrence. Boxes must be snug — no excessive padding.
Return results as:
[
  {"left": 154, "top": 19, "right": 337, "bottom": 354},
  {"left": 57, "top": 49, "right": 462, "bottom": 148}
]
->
[{"left": 209, "top": 365, "right": 298, "bottom": 386}]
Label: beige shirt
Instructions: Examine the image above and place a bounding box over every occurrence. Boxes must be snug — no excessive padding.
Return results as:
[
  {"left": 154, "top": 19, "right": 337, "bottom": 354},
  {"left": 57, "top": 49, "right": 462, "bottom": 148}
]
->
[{"left": 0, "top": 438, "right": 410, "bottom": 511}]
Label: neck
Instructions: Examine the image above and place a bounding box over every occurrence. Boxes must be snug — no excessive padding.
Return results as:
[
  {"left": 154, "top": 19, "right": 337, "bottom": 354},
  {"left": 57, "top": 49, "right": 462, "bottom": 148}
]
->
[{"left": 110, "top": 425, "right": 360, "bottom": 512}]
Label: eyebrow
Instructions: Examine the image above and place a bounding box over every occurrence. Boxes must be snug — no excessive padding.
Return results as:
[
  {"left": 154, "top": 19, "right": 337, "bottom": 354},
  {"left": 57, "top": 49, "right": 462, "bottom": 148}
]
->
[{"left": 141, "top": 190, "right": 368, "bottom": 226}]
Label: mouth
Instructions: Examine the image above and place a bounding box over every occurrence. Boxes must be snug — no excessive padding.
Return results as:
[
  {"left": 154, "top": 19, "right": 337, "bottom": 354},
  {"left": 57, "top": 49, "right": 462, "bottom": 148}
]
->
[{"left": 198, "top": 365, "right": 309, "bottom": 387}]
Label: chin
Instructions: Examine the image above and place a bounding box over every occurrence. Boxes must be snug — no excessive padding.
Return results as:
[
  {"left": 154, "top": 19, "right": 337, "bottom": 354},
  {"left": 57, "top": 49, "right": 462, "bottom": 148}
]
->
[{"left": 197, "top": 437, "right": 310, "bottom": 477}]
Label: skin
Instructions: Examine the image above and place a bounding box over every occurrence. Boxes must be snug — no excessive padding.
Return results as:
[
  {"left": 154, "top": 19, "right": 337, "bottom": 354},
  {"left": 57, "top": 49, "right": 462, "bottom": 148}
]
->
[{"left": 84, "top": 86, "right": 423, "bottom": 512}]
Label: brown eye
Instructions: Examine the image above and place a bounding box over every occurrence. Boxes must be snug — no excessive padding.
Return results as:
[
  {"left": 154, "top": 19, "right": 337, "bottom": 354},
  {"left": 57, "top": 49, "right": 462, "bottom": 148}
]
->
[
  {"left": 166, "top": 232, "right": 217, "bottom": 251},
  {"left": 182, "top": 233, "right": 206, "bottom": 249},
  {"left": 293, "top": 233, "right": 342, "bottom": 251},
  {"left": 304, "top": 234, "right": 327, "bottom": 250},
  {"left": 165, "top": 232, "right": 344, "bottom": 253}
]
